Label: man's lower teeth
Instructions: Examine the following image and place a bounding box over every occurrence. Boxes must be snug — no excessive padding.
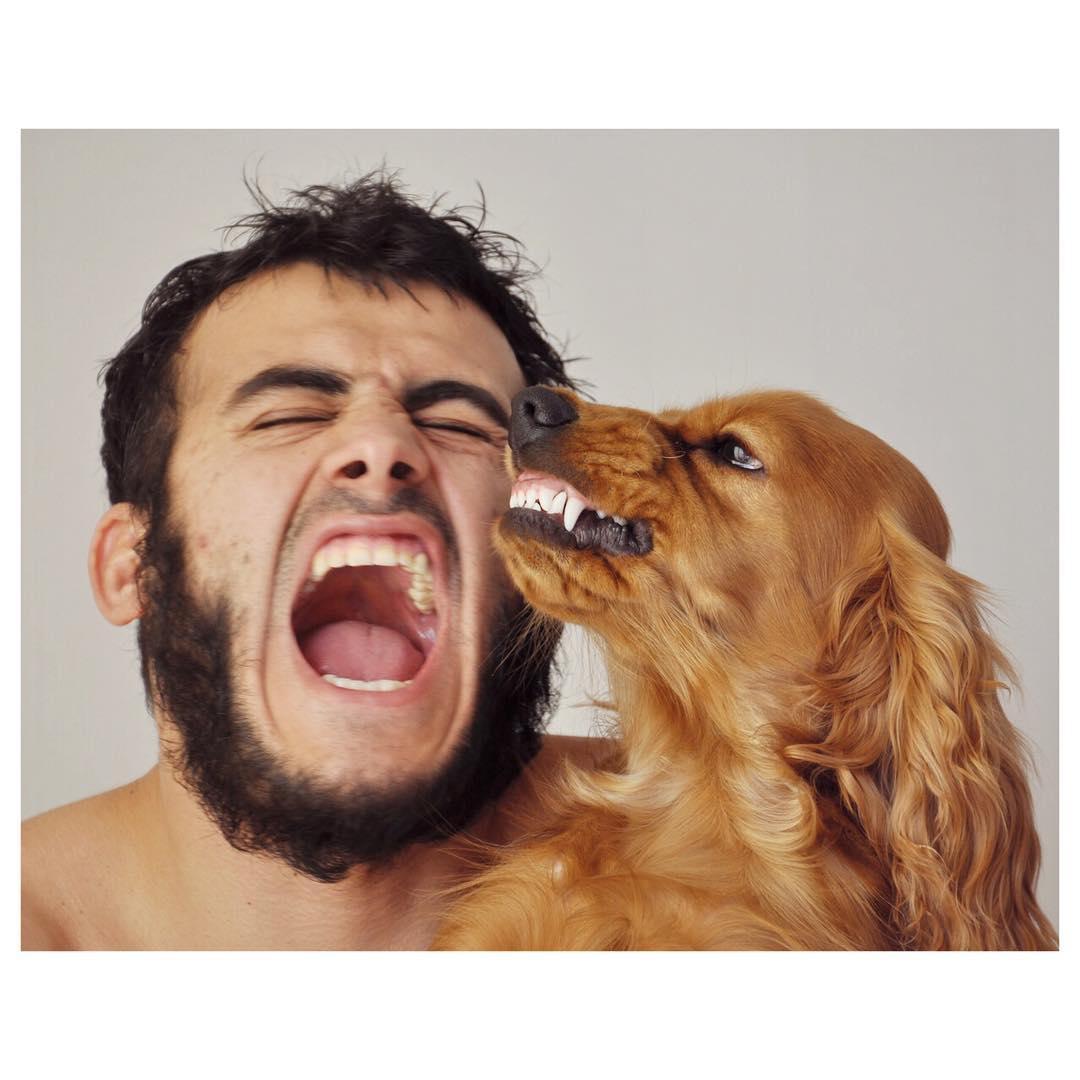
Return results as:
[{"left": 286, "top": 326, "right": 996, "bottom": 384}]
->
[{"left": 322, "top": 674, "right": 412, "bottom": 691}]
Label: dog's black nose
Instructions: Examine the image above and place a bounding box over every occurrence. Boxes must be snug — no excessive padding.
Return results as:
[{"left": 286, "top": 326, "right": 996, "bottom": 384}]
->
[{"left": 509, "top": 386, "right": 578, "bottom": 450}]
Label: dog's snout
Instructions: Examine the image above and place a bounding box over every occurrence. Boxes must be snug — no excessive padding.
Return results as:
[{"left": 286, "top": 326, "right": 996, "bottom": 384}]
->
[{"left": 509, "top": 386, "right": 578, "bottom": 451}]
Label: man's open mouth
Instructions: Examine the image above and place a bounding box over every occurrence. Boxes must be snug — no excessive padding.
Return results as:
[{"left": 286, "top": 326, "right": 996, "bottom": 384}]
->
[
  {"left": 291, "top": 534, "right": 440, "bottom": 692},
  {"left": 503, "top": 472, "right": 652, "bottom": 556}
]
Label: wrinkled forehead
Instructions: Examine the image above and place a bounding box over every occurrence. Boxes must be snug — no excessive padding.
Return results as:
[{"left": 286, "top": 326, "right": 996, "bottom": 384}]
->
[{"left": 173, "top": 264, "right": 524, "bottom": 412}]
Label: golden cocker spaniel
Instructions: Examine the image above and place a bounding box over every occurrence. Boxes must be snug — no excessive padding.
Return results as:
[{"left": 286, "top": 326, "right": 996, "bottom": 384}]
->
[{"left": 435, "top": 388, "right": 1056, "bottom": 950}]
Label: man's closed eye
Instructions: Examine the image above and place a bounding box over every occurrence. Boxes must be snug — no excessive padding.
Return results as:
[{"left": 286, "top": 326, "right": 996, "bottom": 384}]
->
[{"left": 252, "top": 413, "right": 334, "bottom": 431}]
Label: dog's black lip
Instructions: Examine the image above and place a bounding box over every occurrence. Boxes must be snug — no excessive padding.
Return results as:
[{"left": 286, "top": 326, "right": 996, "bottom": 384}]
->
[{"left": 502, "top": 506, "right": 653, "bottom": 557}]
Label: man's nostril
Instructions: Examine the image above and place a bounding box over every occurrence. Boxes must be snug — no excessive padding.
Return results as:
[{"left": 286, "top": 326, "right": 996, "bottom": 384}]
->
[
  {"left": 342, "top": 461, "right": 367, "bottom": 479},
  {"left": 389, "top": 461, "right": 414, "bottom": 481}
]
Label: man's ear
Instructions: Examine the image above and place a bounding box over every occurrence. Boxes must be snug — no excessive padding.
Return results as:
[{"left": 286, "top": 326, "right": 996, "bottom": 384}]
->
[{"left": 88, "top": 503, "right": 145, "bottom": 625}]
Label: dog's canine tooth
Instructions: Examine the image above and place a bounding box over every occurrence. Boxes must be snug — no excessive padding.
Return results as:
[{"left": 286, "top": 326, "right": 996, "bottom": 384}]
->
[
  {"left": 596, "top": 509, "right": 607, "bottom": 519},
  {"left": 551, "top": 490, "right": 567, "bottom": 515},
  {"left": 563, "top": 496, "right": 586, "bottom": 532}
]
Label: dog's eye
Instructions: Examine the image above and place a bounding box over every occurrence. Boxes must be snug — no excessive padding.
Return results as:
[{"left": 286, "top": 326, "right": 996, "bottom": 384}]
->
[{"left": 715, "top": 436, "right": 764, "bottom": 471}]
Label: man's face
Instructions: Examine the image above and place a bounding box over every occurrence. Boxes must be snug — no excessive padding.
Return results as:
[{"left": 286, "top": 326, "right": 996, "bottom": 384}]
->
[{"left": 163, "top": 263, "right": 529, "bottom": 796}]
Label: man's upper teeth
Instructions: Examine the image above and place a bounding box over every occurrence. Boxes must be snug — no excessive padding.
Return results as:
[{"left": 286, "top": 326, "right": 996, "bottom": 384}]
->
[
  {"left": 509, "top": 476, "right": 628, "bottom": 534},
  {"left": 308, "top": 537, "right": 435, "bottom": 613}
]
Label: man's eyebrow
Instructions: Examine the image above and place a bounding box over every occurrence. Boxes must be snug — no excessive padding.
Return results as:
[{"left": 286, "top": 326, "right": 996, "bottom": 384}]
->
[
  {"left": 225, "top": 365, "right": 352, "bottom": 410},
  {"left": 402, "top": 379, "right": 510, "bottom": 430}
]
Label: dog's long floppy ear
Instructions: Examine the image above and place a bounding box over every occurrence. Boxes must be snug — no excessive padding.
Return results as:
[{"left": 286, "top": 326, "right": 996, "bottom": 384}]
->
[{"left": 787, "top": 513, "right": 1056, "bottom": 950}]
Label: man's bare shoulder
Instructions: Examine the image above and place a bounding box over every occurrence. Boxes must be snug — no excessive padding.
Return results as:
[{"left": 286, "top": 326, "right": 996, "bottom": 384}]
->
[{"left": 21, "top": 781, "right": 146, "bottom": 950}]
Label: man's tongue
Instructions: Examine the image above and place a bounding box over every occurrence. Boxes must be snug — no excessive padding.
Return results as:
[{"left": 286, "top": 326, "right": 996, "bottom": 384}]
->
[{"left": 299, "top": 620, "right": 424, "bottom": 682}]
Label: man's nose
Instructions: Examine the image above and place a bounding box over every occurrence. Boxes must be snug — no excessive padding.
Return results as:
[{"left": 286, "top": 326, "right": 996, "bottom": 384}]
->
[
  {"left": 322, "top": 414, "right": 430, "bottom": 496},
  {"left": 508, "top": 386, "right": 579, "bottom": 451}
]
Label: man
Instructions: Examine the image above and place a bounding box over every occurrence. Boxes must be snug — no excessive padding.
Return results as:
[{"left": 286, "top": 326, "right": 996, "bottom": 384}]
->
[{"left": 22, "top": 174, "right": 603, "bottom": 949}]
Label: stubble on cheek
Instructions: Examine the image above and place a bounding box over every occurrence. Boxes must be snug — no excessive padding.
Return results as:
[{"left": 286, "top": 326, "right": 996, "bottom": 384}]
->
[{"left": 169, "top": 458, "right": 281, "bottom": 618}]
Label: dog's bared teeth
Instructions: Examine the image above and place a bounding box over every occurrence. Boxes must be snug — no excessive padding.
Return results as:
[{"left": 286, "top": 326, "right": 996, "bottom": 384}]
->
[
  {"left": 563, "top": 496, "right": 586, "bottom": 532},
  {"left": 550, "top": 490, "right": 567, "bottom": 515},
  {"left": 538, "top": 489, "right": 557, "bottom": 513},
  {"left": 613, "top": 515, "right": 628, "bottom": 526}
]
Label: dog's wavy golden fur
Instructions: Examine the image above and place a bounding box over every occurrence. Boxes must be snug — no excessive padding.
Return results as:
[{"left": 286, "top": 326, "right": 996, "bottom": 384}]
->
[{"left": 434, "top": 389, "right": 1056, "bottom": 950}]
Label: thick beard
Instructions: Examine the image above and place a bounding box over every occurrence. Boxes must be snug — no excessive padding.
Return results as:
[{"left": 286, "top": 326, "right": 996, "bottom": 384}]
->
[{"left": 135, "top": 492, "right": 561, "bottom": 883}]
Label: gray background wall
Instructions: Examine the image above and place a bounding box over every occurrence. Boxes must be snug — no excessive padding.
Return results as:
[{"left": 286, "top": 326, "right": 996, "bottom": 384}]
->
[{"left": 22, "top": 130, "right": 1058, "bottom": 929}]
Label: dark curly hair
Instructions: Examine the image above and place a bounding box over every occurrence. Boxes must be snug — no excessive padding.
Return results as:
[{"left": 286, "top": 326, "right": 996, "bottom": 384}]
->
[{"left": 99, "top": 170, "right": 581, "bottom": 516}]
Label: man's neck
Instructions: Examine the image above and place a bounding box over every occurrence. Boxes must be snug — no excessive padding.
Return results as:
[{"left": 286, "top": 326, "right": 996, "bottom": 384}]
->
[
  {"left": 23, "top": 734, "right": 602, "bottom": 950},
  {"left": 117, "top": 764, "right": 497, "bottom": 950}
]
